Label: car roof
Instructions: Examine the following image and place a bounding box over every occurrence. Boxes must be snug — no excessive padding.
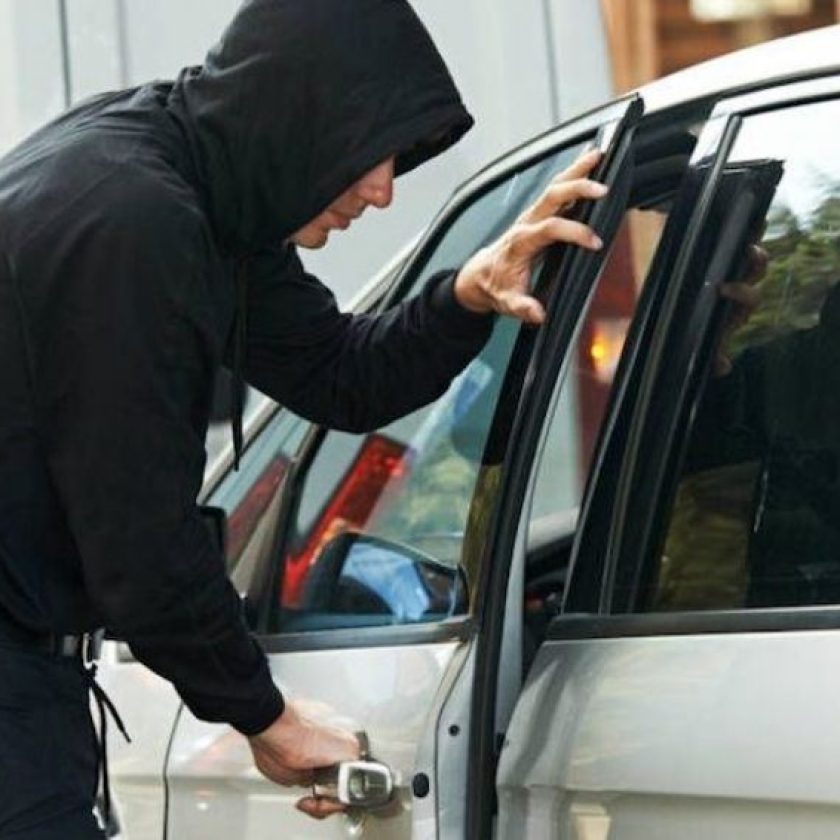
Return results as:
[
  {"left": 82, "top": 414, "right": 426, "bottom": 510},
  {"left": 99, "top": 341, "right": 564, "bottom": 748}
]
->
[
  {"left": 640, "top": 24, "right": 840, "bottom": 114},
  {"left": 460, "top": 24, "right": 839, "bottom": 200}
]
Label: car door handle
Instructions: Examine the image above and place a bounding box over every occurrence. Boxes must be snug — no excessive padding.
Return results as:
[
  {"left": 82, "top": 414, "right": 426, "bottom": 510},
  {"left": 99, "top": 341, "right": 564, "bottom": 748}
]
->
[
  {"left": 313, "top": 731, "right": 394, "bottom": 809},
  {"left": 313, "top": 760, "right": 394, "bottom": 809}
]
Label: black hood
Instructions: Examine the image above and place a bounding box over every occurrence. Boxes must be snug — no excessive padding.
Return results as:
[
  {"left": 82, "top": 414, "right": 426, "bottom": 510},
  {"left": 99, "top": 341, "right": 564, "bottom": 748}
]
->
[{"left": 167, "top": 0, "right": 473, "bottom": 255}]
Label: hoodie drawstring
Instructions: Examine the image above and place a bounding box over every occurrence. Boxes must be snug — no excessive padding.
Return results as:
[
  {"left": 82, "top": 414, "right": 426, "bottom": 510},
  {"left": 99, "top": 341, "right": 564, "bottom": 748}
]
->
[
  {"left": 230, "top": 262, "right": 248, "bottom": 470},
  {"left": 84, "top": 662, "right": 131, "bottom": 830}
]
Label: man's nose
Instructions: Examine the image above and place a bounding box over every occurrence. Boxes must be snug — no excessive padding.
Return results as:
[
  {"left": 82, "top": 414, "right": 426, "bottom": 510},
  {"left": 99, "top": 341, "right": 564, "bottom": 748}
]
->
[{"left": 358, "top": 160, "right": 394, "bottom": 209}]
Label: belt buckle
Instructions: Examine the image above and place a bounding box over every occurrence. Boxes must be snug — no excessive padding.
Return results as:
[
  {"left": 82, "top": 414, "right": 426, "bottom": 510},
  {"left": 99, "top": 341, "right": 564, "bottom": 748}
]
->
[{"left": 83, "top": 629, "right": 105, "bottom": 664}]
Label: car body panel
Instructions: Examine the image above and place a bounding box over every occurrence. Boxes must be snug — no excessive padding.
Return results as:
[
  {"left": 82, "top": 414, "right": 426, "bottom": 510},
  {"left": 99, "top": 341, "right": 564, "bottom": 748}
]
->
[
  {"left": 640, "top": 24, "right": 840, "bottom": 115},
  {"left": 494, "top": 47, "right": 840, "bottom": 840},
  {"left": 96, "top": 642, "right": 181, "bottom": 840},
  {"left": 497, "top": 630, "right": 840, "bottom": 839},
  {"left": 165, "top": 641, "right": 461, "bottom": 838}
]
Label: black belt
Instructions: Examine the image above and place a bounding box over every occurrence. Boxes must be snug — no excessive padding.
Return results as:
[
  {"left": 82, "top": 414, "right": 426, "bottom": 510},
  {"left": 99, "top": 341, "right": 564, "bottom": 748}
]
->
[
  {"left": 55, "top": 629, "right": 105, "bottom": 662},
  {"left": 0, "top": 618, "right": 104, "bottom": 663}
]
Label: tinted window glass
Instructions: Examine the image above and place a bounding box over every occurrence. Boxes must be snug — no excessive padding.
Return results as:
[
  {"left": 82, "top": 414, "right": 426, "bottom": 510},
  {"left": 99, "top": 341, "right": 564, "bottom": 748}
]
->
[
  {"left": 643, "top": 99, "right": 840, "bottom": 611},
  {"left": 208, "top": 409, "right": 309, "bottom": 585},
  {"left": 530, "top": 208, "right": 668, "bottom": 526},
  {"left": 272, "top": 142, "right": 589, "bottom": 633}
]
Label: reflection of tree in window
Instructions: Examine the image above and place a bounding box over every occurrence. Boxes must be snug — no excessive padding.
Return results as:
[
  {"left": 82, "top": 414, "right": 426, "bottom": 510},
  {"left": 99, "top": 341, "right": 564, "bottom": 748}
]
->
[{"left": 655, "top": 184, "right": 840, "bottom": 611}]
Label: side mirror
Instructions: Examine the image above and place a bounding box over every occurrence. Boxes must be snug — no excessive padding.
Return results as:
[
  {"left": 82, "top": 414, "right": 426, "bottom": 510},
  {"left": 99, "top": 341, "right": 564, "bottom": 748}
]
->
[{"left": 300, "top": 532, "right": 468, "bottom": 622}]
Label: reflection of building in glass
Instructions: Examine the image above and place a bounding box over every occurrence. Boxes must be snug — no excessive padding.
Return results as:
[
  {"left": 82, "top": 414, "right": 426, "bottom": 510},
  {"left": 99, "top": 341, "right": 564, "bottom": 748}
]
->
[{"left": 603, "top": 0, "right": 838, "bottom": 92}]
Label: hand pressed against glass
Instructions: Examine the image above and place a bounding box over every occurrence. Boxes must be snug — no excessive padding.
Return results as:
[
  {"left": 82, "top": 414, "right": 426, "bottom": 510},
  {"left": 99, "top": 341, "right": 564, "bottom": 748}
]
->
[
  {"left": 453, "top": 148, "right": 609, "bottom": 325},
  {"left": 715, "top": 241, "right": 769, "bottom": 377}
]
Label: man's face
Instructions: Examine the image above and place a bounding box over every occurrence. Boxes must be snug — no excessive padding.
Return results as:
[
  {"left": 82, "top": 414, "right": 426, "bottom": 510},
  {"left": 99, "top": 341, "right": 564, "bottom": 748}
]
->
[{"left": 291, "top": 157, "right": 396, "bottom": 249}]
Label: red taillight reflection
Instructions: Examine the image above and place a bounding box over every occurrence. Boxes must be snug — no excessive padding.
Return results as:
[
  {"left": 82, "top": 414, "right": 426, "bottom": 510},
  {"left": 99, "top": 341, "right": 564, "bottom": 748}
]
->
[
  {"left": 281, "top": 434, "right": 408, "bottom": 606},
  {"left": 226, "top": 456, "right": 288, "bottom": 564}
]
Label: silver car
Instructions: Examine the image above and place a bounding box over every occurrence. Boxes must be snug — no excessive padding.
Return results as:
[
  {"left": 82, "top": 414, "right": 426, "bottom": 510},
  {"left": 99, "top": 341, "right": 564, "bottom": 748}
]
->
[{"left": 100, "top": 24, "right": 840, "bottom": 839}]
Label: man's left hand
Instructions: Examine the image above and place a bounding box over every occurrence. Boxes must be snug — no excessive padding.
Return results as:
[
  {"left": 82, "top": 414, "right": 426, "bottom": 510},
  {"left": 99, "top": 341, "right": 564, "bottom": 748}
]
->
[{"left": 453, "top": 148, "right": 608, "bottom": 325}]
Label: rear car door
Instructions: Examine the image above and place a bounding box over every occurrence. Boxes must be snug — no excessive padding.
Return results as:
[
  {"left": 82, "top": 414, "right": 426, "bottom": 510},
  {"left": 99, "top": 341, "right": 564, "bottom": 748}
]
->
[
  {"left": 163, "top": 97, "right": 643, "bottom": 840},
  {"left": 497, "top": 72, "right": 840, "bottom": 838}
]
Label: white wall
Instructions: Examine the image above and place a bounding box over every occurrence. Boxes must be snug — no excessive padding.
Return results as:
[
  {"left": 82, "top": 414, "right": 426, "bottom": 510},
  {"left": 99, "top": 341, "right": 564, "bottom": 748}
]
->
[
  {"left": 64, "top": 0, "right": 122, "bottom": 101},
  {"left": 0, "top": 2, "right": 19, "bottom": 154},
  {"left": 0, "top": 1, "right": 66, "bottom": 155}
]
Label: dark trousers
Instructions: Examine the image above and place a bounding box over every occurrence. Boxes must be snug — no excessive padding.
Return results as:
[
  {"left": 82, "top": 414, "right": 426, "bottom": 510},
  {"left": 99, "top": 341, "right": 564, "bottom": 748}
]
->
[{"left": 0, "top": 642, "right": 104, "bottom": 839}]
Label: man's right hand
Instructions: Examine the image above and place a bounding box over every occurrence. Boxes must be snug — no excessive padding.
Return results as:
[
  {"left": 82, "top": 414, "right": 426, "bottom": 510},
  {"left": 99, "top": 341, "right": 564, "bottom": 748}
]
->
[
  {"left": 453, "top": 148, "right": 608, "bottom": 325},
  {"left": 248, "top": 700, "right": 360, "bottom": 820},
  {"left": 715, "top": 242, "right": 768, "bottom": 376}
]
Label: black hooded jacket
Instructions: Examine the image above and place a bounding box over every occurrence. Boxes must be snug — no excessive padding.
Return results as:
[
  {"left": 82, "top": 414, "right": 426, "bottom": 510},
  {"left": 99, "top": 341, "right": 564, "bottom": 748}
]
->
[{"left": 0, "top": 0, "right": 492, "bottom": 734}]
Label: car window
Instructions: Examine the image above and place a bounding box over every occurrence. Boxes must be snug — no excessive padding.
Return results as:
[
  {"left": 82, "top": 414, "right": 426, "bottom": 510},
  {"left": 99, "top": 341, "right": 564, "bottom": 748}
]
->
[
  {"left": 529, "top": 207, "right": 669, "bottom": 529},
  {"left": 638, "top": 98, "right": 840, "bottom": 612},
  {"left": 270, "top": 141, "right": 590, "bottom": 633},
  {"left": 204, "top": 261, "right": 406, "bottom": 601},
  {"left": 208, "top": 409, "right": 310, "bottom": 580}
]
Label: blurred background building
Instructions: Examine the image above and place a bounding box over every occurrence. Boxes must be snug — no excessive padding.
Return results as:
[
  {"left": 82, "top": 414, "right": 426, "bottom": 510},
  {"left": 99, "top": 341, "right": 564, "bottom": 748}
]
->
[{"left": 604, "top": 0, "right": 839, "bottom": 91}]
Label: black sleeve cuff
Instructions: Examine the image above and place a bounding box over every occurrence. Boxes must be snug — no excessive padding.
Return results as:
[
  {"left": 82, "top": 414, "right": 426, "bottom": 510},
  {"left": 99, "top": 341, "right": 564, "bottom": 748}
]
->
[
  {"left": 427, "top": 271, "right": 496, "bottom": 337},
  {"left": 230, "top": 679, "right": 286, "bottom": 736}
]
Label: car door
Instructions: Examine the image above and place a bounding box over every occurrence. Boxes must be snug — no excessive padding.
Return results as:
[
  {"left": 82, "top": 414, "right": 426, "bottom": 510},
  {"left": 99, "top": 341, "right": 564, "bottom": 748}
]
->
[
  {"left": 496, "top": 72, "right": 840, "bottom": 838},
  {"left": 163, "top": 96, "right": 643, "bottom": 840}
]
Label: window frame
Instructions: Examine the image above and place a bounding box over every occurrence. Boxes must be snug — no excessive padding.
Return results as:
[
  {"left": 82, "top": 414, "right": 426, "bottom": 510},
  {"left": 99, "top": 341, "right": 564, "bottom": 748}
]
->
[
  {"left": 558, "top": 71, "right": 840, "bottom": 639},
  {"left": 241, "top": 115, "right": 597, "bottom": 644},
  {"left": 465, "top": 94, "right": 646, "bottom": 840},
  {"left": 241, "top": 97, "right": 644, "bottom": 653}
]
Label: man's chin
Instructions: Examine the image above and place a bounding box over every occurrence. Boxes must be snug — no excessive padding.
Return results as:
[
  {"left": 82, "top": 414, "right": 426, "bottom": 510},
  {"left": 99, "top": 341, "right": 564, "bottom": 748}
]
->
[{"left": 291, "top": 228, "right": 330, "bottom": 250}]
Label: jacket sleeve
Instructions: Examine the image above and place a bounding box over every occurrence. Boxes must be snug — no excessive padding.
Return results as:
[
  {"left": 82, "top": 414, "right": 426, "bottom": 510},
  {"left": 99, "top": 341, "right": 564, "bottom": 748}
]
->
[
  {"left": 241, "top": 247, "right": 495, "bottom": 431},
  {"left": 40, "top": 200, "right": 283, "bottom": 736}
]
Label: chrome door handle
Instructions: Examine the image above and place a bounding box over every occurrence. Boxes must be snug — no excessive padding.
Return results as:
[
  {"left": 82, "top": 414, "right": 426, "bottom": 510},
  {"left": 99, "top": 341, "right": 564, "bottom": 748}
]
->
[
  {"left": 314, "top": 760, "right": 394, "bottom": 809},
  {"left": 337, "top": 759, "right": 393, "bottom": 808},
  {"left": 313, "top": 732, "right": 394, "bottom": 810}
]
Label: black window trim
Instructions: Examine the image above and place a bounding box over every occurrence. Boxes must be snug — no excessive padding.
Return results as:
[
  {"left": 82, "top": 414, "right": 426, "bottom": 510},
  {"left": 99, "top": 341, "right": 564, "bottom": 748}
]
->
[
  {"left": 382, "top": 94, "right": 644, "bottom": 309},
  {"left": 598, "top": 112, "right": 743, "bottom": 613},
  {"left": 562, "top": 111, "right": 734, "bottom": 615},
  {"left": 467, "top": 94, "right": 645, "bottom": 840},
  {"left": 546, "top": 606, "right": 840, "bottom": 642},
  {"left": 257, "top": 615, "right": 475, "bottom": 654},
  {"left": 588, "top": 73, "right": 840, "bottom": 633}
]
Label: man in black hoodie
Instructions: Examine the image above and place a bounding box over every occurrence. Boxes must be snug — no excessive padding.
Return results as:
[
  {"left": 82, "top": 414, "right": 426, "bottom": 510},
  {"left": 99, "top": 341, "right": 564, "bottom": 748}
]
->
[{"left": 0, "top": 0, "right": 606, "bottom": 834}]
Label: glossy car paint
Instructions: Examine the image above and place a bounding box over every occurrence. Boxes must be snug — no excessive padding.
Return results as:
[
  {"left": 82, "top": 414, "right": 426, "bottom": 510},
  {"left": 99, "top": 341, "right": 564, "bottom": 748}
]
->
[
  {"left": 497, "top": 631, "right": 840, "bottom": 839},
  {"left": 641, "top": 24, "right": 840, "bottom": 114},
  {"left": 494, "top": 25, "right": 840, "bottom": 840},
  {"left": 95, "top": 642, "right": 181, "bottom": 839},
  {"left": 165, "top": 642, "right": 462, "bottom": 838}
]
